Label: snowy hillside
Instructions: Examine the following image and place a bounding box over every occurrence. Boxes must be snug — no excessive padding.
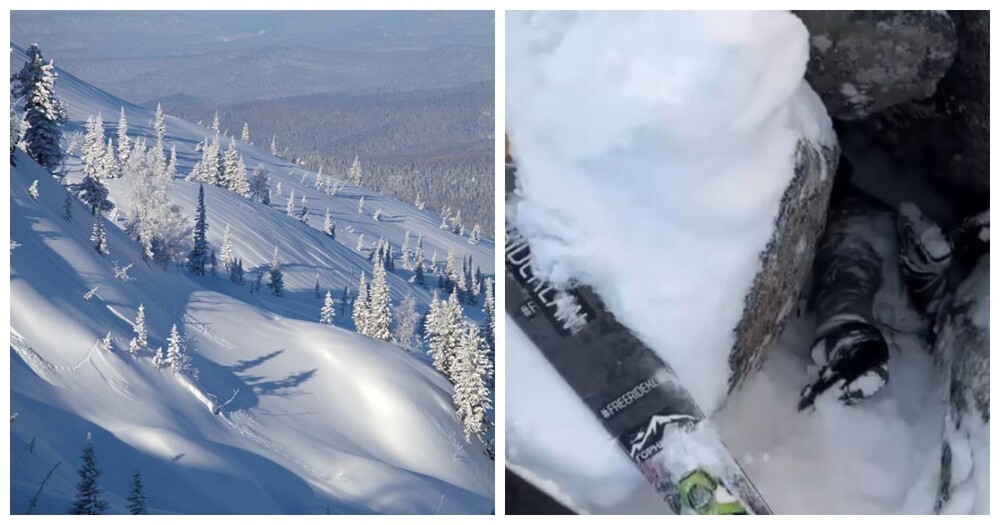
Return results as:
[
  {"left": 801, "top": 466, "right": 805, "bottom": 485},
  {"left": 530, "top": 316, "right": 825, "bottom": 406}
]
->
[{"left": 9, "top": 43, "right": 494, "bottom": 514}]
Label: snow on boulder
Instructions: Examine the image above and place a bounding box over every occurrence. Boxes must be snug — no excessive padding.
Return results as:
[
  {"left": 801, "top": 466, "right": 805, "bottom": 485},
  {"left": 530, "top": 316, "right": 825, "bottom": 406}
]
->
[{"left": 505, "top": 11, "right": 838, "bottom": 510}]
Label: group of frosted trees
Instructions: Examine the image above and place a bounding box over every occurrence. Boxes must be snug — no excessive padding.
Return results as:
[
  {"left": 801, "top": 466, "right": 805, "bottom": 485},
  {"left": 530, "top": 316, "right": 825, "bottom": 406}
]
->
[
  {"left": 66, "top": 433, "right": 146, "bottom": 515},
  {"left": 425, "top": 283, "right": 495, "bottom": 445},
  {"left": 127, "top": 303, "right": 197, "bottom": 378}
]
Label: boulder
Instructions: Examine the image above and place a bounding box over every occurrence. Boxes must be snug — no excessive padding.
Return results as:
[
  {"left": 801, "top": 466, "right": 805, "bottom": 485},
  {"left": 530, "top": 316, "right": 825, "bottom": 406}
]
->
[
  {"left": 849, "top": 11, "right": 988, "bottom": 211},
  {"left": 797, "top": 11, "right": 957, "bottom": 120}
]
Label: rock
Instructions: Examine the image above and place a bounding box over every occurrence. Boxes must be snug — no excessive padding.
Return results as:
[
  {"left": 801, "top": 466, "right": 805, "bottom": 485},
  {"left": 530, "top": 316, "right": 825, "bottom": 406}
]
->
[
  {"left": 728, "top": 141, "right": 839, "bottom": 391},
  {"left": 797, "top": 11, "right": 957, "bottom": 120},
  {"left": 849, "top": 11, "right": 988, "bottom": 211}
]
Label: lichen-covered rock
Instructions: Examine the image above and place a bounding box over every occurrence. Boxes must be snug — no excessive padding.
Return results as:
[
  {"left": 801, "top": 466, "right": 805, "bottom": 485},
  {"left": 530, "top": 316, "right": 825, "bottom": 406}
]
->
[
  {"left": 796, "top": 11, "right": 957, "bottom": 120},
  {"left": 729, "top": 141, "right": 839, "bottom": 391}
]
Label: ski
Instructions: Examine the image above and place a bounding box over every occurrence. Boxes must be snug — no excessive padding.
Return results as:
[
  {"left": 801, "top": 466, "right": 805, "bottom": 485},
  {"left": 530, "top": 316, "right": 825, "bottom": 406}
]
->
[{"left": 505, "top": 166, "right": 771, "bottom": 515}]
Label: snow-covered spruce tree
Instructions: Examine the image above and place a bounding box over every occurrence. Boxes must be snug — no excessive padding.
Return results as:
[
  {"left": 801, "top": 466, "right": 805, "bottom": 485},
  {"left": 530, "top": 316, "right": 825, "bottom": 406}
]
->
[
  {"left": 368, "top": 259, "right": 393, "bottom": 341},
  {"left": 352, "top": 273, "right": 370, "bottom": 335},
  {"left": 356, "top": 233, "right": 365, "bottom": 252},
  {"left": 74, "top": 170, "right": 113, "bottom": 215},
  {"left": 219, "top": 224, "right": 233, "bottom": 271},
  {"left": 372, "top": 208, "right": 383, "bottom": 222},
  {"left": 127, "top": 469, "right": 147, "bottom": 514},
  {"left": 129, "top": 304, "right": 147, "bottom": 357},
  {"left": 80, "top": 115, "right": 106, "bottom": 172},
  {"left": 210, "top": 111, "right": 220, "bottom": 134},
  {"left": 90, "top": 218, "right": 108, "bottom": 255},
  {"left": 357, "top": 195, "right": 365, "bottom": 214},
  {"left": 426, "top": 289, "right": 465, "bottom": 381},
  {"left": 222, "top": 137, "right": 239, "bottom": 190},
  {"left": 232, "top": 155, "right": 250, "bottom": 197},
  {"left": 349, "top": 155, "right": 363, "bottom": 186},
  {"left": 468, "top": 224, "right": 481, "bottom": 245},
  {"left": 116, "top": 107, "right": 130, "bottom": 165},
  {"left": 69, "top": 433, "right": 108, "bottom": 515},
  {"left": 299, "top": 195, "right": 309, "bottom": 223},
  {"left": 286, "top": 189, "right": 296, "bottom": 216},
  {"left": 413, "top": 259, "right": 426, "bottom": 287},
  {"left": 101, "top": 332, "right": 113, "bottom": 352},
  {"left": 240, "top": 122, "right": 250, "bottom": 144},
  {"left": 186, "top": 184, "right": 210, "bottom": 276},
  {"left": 165, "top": 324, "right": 192, "bottom": 375},
  {"left": 13, "top": 43, "right": 67, "bottom": 172},
  {"left": 10, "top": 101, "right": 21, "bottom": 165},
  {"left": 314, "top": 166, "right": 323, "bottom": 189},
  {"left": 394, "top": 293, "right": 419, "bottom": 351},
  {"left": 320, "top": 291, "right": 336, "bottom": 325},
  {"left": 153, "top": 103, "right": 166, "bottom": 154},
  {"left": 452, "top": 322, "right": 492, "bottom": 442},
  {"left": 275, "top": 181, "right": 282, "bottom": 198},
  {"left": 313, "top": 274, "right": 322, "bottom": 299},
  {"left": 269, "top": 135, "right": 278, "bottom": 156},
  {"left": 28, "top": 180, "right": 39, "bottom": 199},
  {"left": 99, "top": 137, "right": 117, "bottom": 179},
  {"left": 165, "top": 145, "right": 177, "bottom": 180},
  {"left": 323, "top": 208, "right": 335, "bottom": 237},
  {"left": 400, "top": 231, "right": 412, "bottom": 269},
  {"left": 151, "top": 347, "right": 165, "bottom": 369},
  {"left": 267, "top": 246, "right": 284, "bottom": 296},
  {"left": 480, "top": 277, "right": 495, "bottom": 354},
  {"left": 210, "top": 250, "right": 217, "bottom": 277}
]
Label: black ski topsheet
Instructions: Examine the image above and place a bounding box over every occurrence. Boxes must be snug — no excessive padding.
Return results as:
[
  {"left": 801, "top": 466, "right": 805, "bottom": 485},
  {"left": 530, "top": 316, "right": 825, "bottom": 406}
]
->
[{"left": 505, "top": 165, "right": 771, "bottom": 515}]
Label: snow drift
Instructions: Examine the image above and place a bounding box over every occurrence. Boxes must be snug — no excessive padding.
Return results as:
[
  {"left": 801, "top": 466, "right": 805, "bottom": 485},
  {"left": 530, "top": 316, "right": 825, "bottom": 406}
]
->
[{"left": 506, "top": 11, "right": 836, "bottom": 508}]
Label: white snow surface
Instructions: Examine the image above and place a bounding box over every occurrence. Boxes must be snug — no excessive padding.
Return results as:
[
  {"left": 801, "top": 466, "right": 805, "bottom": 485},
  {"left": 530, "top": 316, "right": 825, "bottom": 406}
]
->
[
  {"left": 506, "top": 11, "right": 835, "bottom": 413},
  {"left": 10, "top": 45, "right": 493, "bottom": 514}
]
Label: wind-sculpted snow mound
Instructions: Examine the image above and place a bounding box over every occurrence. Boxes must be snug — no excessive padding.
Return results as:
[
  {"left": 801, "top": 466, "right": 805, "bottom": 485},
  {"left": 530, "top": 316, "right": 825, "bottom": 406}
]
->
[{"left": 506, "top": 10, "right": 838, "bottom": 511}]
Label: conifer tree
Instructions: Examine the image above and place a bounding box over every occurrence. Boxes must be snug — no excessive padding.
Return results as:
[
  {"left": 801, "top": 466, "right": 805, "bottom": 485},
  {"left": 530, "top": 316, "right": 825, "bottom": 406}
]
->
[
  {"left": 13, "top": 43, "right": 66, "bottom": 172},
  {"left": 222, "top": 137, "right": 239, "bottom": 190},
  {"left": 74, "top": 173, "right": 112, "bottom": 215},
  {"left": 356, "top": 233, "right": 365, "bottom": 252},
  {"left": 368, "top": 260, "right": 392, "bottom": 341},
  {"left": 320, "top": 291, "right": 336, "bottom": 325},
  {"left": 314, "top": 274, "right": 322, "bottom": 299},
  {"left": 101, "top": 137, "right": 118, "bottom": 179},
  {"left": 117, "top": 107, "right": 130, "bottom": 165},
  {"left": 240, "top": 122, "right": 250, "bottom": 144},
  {"left": 299, "top": 195, "right": 309, "bottom": 223},
  {"left": 151, "top": 347, "right": 165, "bottom": 369},
  {"left": 270, "top": 135, "right": 278, "bottom": 156},
  {"left": 129, "top": 304, "right": 147, "bottom": 357},
  {"left": 81, "top": 114, "right": 105, "bottom": 181},
  {"left": 153, "top": 103, "right": 166, "bottom": 154},
  {"left": 210, "top": 111, "right": 220, "bottom": 134},
  {"left": 28, "top": 180, "right": 39, "bottom": 199},
  {"left": 10, "top": 103, "right": 21, "bottom": 166},
  {"left": 126, "top": 469, "right": 147, "bottom": 514},
  {"left": 426, "top": 290, "right": 465, "bottom": 381},
  {"left": 394, "top": 293, "right": 419, "bottom": 351},
  {"left": 357, "top": 195, "right": 365, "bottom": 214},
  {"left": 267, "top": 246, "right": 284, "bottom": 296},
  {"left": 353, "top": 273, "right": 370, "bottom": 335},
  {"left": 314, "top": 166, "right": 323, "bottom": 189},
  {"left": 349, "top": 155, "right": 363, "bottom": 186},
  {"left": 468, "top": 224, "right": 481, "bottom": 245},
  {"left": 186, "top": 184, "right": 210, "bottom": 275},
  {"left": 91, "top": 218, "right": 108, "bottom": 255},
  {"left": 452, "top": 323, "right": 492, "bottom": 441},
  {"left": 165, "top": 324, "right": 190, "bottom": 375},
  {"left": 69, "top": 433, "right": 108, "bottom": 515},
  {"left": 323, "top": 208, "right": 335, "bottom": 237},
  {"left": 286, "top": 189, "right": 296, "bottom": 216},
  {"left": 219, "top": 223, "right": 233, "bottom": 271}
]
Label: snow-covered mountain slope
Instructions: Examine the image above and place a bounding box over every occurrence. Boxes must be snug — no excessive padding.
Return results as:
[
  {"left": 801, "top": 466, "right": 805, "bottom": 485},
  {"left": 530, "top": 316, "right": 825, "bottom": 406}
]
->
[{"left": 9, "top": 43, "right": 494, "bottom": 514}]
